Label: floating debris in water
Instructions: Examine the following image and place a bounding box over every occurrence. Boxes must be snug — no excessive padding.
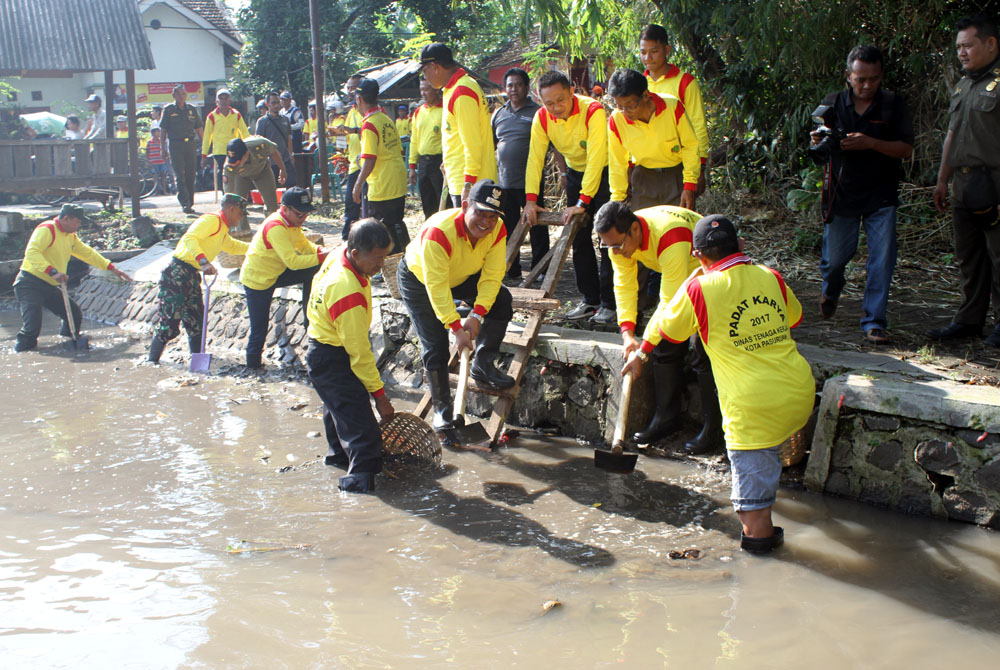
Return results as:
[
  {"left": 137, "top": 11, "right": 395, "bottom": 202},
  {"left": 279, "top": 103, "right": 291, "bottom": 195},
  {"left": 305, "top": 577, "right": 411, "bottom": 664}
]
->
[
  {"left": 288, "top": 402, "right": 308, "bottom": 411},
  {"left": 667, "top": 548, "right": 702, "bottom": 560},
  {"left": 306, "top": 431, "right": 321, "bottom": 438},
  {"left": 541, "top": 600, "right": 562, "bottom": 615},
  {"left": 226, "top": 539, "right": 312, "bottom": 554}
]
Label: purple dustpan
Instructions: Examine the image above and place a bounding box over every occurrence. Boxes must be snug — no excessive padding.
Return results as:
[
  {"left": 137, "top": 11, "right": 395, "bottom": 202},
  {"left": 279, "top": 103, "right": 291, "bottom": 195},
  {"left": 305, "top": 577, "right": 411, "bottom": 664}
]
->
[{"left": 190, "top": 273, "right": 216, "bottom": 373}]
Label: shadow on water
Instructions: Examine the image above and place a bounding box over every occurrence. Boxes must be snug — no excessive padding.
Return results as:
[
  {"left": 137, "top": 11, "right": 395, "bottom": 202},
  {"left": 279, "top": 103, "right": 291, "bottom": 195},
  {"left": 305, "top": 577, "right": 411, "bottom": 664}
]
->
[
  {"left": 775, "top": 496, "right": 1000, "bottom": 636},
  {"left": 497, "top": 440, "right": 733, "bottom": 536},
  {"left": 33, "top": 337, "right": 135, "bottom": 363},
  {"left": 377, "top": 464, "right": 616, "bottom": 568}
]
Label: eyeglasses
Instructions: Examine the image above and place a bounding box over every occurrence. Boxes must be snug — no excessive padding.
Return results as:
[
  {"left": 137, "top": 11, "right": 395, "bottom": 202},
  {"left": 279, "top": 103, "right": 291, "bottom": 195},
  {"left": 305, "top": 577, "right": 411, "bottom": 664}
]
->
[{"left": 613, "top": 98, "right": 642, "bottom": 115}]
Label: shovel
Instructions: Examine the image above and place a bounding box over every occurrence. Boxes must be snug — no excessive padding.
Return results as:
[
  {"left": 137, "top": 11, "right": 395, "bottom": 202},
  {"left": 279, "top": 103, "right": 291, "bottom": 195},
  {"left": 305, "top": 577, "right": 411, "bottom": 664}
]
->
[
  {"left": 452, "top": 347, "right": 490, "bottom": 449},
  {"left": 190, "top": 272, "right": 217, "bottom": 373},
  {"left": 594, "top": 370, "right": 639, "bottom": 473},
  {"left": 59, "top": 283, "right": 90, "bottom": 351}
]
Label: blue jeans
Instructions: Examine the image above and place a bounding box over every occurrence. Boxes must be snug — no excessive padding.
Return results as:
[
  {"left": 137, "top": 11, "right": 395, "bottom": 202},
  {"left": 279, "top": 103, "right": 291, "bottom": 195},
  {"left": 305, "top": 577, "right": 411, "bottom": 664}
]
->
[{"left": 819, "top": 205, "right": 897, "bottom": 333}]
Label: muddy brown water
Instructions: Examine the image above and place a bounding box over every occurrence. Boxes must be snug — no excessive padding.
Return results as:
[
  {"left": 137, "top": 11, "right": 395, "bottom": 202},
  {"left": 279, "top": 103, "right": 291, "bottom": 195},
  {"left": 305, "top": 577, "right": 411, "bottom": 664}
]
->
[{"left": 2, "top": 313, "right": 1000, "bottom": 668}]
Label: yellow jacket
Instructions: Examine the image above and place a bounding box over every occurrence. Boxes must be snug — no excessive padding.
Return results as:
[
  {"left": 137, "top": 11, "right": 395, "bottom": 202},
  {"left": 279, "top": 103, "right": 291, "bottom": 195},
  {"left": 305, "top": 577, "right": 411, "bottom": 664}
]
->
[
  {"left": 201, "top": 107, "right": 249, "bottom": 156},
  {"left": 346, "top": 105, "right": 363, "bottom": 174},
  {"left": 240, "top": 212, "right": 324, "bottom": 290},
  {"left": 307, "top": 247, "right": 384, "bottom": 397},
  {"left": 20, "top": 218, "right": 112, "bottom": 286},
  {"left": 395, "top": 117, "right": 410, "bottom": 137},
  {"left": 403, "top": 208, "right": 506, "bottom": 330},
  {"left": 359, "top": 107, "right": 407, "bottom": 201},
  {"left": 607, "top": 206, "right": 701, "bottom": 337},
  {"left": 173, "top": 211, "right": 250, "bottom": 269},
  {"left": 525, "top": 95, "right": 607, "bottom": 204},
  {"left": 607, "top": 93, "right": 700, "bottom": 202},
  {"left": 408, "top": 102, "right": 443, "bottom": 167},
  {"left": 646, "top": 66, "right": 709, "bottom": 162},
  {"left": 442, "top": 68, "right": 498, "bottom": 196}
]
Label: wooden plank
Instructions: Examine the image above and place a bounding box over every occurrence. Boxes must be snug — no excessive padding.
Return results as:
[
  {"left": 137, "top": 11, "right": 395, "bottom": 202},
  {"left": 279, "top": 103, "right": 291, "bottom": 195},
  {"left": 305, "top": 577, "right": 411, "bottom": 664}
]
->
[
  {"left": 53, "top": 143, "right": 73, "bottom": 176},
  {"left": 505, "top": 216, "right": 530, "bottom": 271},
  {"left": 111, "top": 141, "right": 129, "bottom": 173},
  {"left": 485, "top": 312, "right": 544, "bottom": 442},
  {"left": 0, "top": 144, "right": 13, "bottom": 179},
  {"left": 34, "top": 144, "right": 53, "bottom": 177},
  {"left": 76, "top": 143, "right": 93, "bottom": 177},
  {"left": 12, "top": 145, "right": 32, "bottom": 179},
  {"left": 509, "top": 287, "right": 560, "bottom": 311},
  {"left": 536, "top": 211, "right": 573, "bottom": 226},
  {"left": 540, "top": 213, "right": 584, "bottom": 297},
  {"left": 520, "top": 245, "right": 555, "bottom": 287}
]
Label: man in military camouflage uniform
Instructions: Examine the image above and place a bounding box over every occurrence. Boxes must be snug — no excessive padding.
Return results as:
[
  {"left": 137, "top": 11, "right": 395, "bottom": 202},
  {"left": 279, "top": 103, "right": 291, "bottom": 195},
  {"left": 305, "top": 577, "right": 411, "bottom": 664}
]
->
[
  {"left": 931, "top": 14, "right": 1000, "bottom": 347},
  {"left": 223, "top": 136, "right": 287, "bottom": 232}
]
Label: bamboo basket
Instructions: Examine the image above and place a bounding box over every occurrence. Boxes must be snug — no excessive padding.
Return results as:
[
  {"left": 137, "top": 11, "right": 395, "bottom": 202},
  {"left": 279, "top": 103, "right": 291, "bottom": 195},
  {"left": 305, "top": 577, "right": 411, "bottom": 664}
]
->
[
  {"left": 218, "top": 228, "right": 254, "bottom": 269},
  {"left": 380, "top": 412, "right": 442, "bottom": 474},
  {"left": 382, "top": 252, "right": 404, "bottom": 300},
  {"left": 779, "top": 409, "right": 818, "bottom": 467}
]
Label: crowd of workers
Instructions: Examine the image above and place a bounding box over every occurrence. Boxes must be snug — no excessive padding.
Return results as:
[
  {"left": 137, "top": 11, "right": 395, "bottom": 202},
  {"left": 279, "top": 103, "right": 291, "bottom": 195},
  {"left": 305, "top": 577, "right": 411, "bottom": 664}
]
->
[{"left": 11, "top": 14, "right": 1000, "bottom": 555}]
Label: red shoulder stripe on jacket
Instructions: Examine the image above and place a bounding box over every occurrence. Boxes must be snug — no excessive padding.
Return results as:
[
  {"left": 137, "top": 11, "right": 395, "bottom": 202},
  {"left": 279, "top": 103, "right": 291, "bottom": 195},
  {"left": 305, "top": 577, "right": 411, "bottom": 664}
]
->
[
  {"left": 490, "top": 223, "right": 507, "bottom": 248},
  {"left": 674, "top": 100, "right": 687, "bottom": 125},
  {"left": 538, "top": 107, "right": 550, "bottom": 133},
  {"left": 421, "top": 226, "right": 452, "bottom": 257},
  {"left": 584, "top": 101, "right": 603, "bottom": 128},
  {"left": 678, "top": 73, "right": 694, "bottom": 104},
  {"left": 261, "top": 219, "right": 285, "bottom": 250},
  {"left": 685, "top": 277, "right": 710, "bottom": 344},
  {"left": 447, "top": 86, "right": 480, "bottom": 115},
  {"left": 39, "top": 222, "right": 56, "bottom": 247},
  {"left": 328, "top": 291, "right": 368, "bottom": 322},
  {"left": 767, "top": 267, "right": 789, "bottom": 304},
  {"left": 656, "top": 226, "right": 693, "bottom": 257},
  {"left": 608, "top": 116, "right": 622, "bottom": 144}
]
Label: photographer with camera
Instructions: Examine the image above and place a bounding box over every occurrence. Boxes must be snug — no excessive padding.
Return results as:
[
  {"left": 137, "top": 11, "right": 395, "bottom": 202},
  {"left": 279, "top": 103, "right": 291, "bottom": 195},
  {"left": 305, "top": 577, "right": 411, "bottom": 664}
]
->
[{"left": 810, "top": 45, "right": 914, "bottom": 344}]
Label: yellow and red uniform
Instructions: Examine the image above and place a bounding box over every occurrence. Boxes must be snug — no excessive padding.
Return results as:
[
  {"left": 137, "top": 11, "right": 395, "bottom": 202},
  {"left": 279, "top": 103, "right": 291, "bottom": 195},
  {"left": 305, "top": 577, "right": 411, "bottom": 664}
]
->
[
  {"left": 20, "top": 218, "right": 113, "bottom": 285},
  {"left": 307, "top": 247, "right": 384, "bottom": 398},
  {"left": 642, "top": 254, "right": 813, "bottom": 449},
  {"left": 524, "top": 95, "right": 607, "bottom": 205},
  {"left": 359, "top": 107, "right": 407, "bottom": 201},
  {"left": 608, "top": 206, "right": 701, "bottom": 335},
  {"left": 646, "top": 66, "right": 710, "bottom": 164},
  {"left": 201, "top": 107, "right": 249, "bottom": 156},
  {"left": 395, "top": 116, "right": 410, "bottom": 137},
  {"left": 441, "top": 68, "right": 498, "bottom": 196},
  {"left": 303, "top": 117, "right": 318, "bottom": 142},
  {"left": 345, "top": 105, "right": 364, "bottom": 174},
  {"left": 174, "top": 210, "right": 249, "bottom": 268},
  {"left": 240, "top": 211, "right": 325, "bottom": 290},
  {"left": 408, "top": 102, "right": 443, "bottom": 168},
  {"left": 403, "top": 207, "right": 506, "bottom": 331},
  {"left": 608, "top": 93, "right": 701, "bottom": 202}
]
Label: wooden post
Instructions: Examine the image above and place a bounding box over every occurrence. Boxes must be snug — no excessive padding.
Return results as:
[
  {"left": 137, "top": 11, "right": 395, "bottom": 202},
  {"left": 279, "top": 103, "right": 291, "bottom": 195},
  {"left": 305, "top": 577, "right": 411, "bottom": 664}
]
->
[
  {"left": 125, "top": 69, "right": 140, "bottom": 218},
  {"left": 103, "top": 70, "right": 115, "bottom": 139},
  {"left": 309, "top": 0, "right": 330, "bottom": 203}
]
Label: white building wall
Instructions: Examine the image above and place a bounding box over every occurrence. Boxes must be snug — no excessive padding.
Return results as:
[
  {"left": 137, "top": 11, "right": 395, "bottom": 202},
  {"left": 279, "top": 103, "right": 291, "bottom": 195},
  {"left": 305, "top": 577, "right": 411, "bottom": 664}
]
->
[{"left": 137, "top": 3, "right": 227, "bottom": 84}]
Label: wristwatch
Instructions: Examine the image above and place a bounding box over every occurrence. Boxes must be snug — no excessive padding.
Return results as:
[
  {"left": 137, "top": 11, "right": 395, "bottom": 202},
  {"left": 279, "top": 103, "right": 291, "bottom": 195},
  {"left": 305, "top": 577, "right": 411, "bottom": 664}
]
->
[
  {"left": 636, "top": 350, "right": 649, "bottom": 364},
  {"left": 470, "top": 311, "right": 484, "bottom": 324}
]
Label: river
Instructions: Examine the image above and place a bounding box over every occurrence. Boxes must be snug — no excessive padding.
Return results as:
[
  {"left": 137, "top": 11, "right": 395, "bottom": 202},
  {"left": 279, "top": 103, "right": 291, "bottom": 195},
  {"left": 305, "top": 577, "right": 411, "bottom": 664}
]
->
[{"left": 1, "top": 314, "right": 999, "bottom": 668}]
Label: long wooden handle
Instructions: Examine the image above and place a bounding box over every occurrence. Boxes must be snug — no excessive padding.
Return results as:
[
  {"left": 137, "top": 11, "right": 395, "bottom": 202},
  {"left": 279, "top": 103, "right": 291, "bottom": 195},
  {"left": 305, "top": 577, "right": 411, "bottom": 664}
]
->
[
  {"left": 60, "top": 283, "right": 77, "bottom": 342},
  {"left": 454, "top": 347, "right": 471, "bottom": 422},
  {"left": 611, "top": 372, "right": 633, "bottom": 453}
]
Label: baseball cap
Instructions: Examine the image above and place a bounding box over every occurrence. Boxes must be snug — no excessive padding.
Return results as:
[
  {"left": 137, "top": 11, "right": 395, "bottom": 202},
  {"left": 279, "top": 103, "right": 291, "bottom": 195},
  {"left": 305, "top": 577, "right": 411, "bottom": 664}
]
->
[
  {"left": 226, "top": 138, "right": 248, "bottom": 162},
  {"left": 279, "top": 90, "right": 292, "bottom": 100},
  {"left": 356, "top": 78, "right": 379, "bottom": 100},
  {"left": 172, "top": 83, "right": 186, "bottom": 94},
  {"left": 59, "top": 203, "right": 89, "bottom": 222},
  {"left": 419, "top": 42, "right": 453, "bottom": 66},
  {"left": 115, "top": 115, "right": 127, "bottom": 123},
  {"left": 84, "top": 94, "right": 101, "bottom": 104},
  {"left": 256, "top": 99, "right": 266, "bottom": 109},
  {"left": 216, "top": 88, "right": 231, "bottom": 98},
  {"left": 468, "top": 179, "right": 504, "bottom": 217},
  {"left": 221, "top": 193, "right": 248, "bottom": 209},
  {"left": 282, "top": 186, "right": 315, "bottom": 213},
  {"left": 398, "top": 104, "right": 408, "bottom": 110},
  {"left": 693, "top": 214, "right": 739, "bottom": 250}
]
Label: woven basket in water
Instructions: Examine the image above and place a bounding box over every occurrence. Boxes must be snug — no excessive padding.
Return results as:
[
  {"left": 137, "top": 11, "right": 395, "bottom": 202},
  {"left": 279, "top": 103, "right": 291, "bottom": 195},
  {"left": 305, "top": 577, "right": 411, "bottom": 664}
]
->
[
  {"left": 779, "top": 409, "right": 818, "bottom": 467},
  {"left": 380, "top": 412, "right": 442, "bottom": 473},
  {"left": 218, "top": 228, "right": 254, "bottom": 269},
  {"left": 382, "top": 252, "right": 404, "bottom": 300}
]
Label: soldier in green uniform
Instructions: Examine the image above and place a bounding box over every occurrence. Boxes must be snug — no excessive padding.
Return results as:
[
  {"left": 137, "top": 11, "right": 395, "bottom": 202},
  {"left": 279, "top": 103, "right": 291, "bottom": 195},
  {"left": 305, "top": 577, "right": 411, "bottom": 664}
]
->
[
  {"left": 931, "top": 14, "right": 1000, "bottom": 347},
  {"left": 224, "top": 136, "right": 287, "bottom": 233},
  {"left": 160, "top": 84, "right": 205, "bottom": 214}
]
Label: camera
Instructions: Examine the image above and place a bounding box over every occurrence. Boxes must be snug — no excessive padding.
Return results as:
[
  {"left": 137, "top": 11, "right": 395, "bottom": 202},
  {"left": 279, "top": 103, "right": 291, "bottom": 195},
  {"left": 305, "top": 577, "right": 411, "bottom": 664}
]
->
[{"left": 808, "top": 103, "right": 845, "bottom": 164}]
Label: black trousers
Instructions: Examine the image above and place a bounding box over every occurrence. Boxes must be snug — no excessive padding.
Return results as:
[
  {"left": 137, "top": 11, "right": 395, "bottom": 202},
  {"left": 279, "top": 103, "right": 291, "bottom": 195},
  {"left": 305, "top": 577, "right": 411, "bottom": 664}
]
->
[
  {"left": 397, "top": 259, "right": 513, "bottom": 372},
  {"left": 502, "top": 187, "right": 551, "bottom": 275},
  {"left": 566, "top": 167, "right": 614, "bottom": 308},
  {"left": 243, "top": 266, "right": 319, "bottom": 359},
  {"left": 417, "top": 154, "right": 444, "bottom": 219},
  {"left": 270, "top": 157, "right": 297, "bottom": 188},
  {"left": 952, "top": 205, "right": 1000, "bottom": 326},
  {"left": 363, "top": 196, "right": 409, "bottom": 255},
  {"left": 306, "top": 339, "right": 382, "bottom": 488},
  {"left": 169, "top": 139, "right": 199, "bottom": 208},
  {"left": 649, "top": 331, "right": 712, "bottom": 375},
  {"left": 342, "top": 172, "right": 367, "bottom": 240},
  {"left": 13, "top": 271, "right": 81, "bottom": 349}
]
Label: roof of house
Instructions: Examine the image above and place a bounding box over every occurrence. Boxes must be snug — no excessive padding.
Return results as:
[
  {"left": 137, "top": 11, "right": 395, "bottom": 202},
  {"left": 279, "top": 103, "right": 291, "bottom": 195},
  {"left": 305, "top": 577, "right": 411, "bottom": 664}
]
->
[
  {"left": 478, "top": 31, "right": 547, "bottom": 71},
  {"left": 179, "top": 0, "right": 240, "bottom": 45},
  {"left": 0, "top": 0, "right": 156, "bottom": 74},
  {"left": 347, "top": 58, "right": 501, "bottom": 97}
]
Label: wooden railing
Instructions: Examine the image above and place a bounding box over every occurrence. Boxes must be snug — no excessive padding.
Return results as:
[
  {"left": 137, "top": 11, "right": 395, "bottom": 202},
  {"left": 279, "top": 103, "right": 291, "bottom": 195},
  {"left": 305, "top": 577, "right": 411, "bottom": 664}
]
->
[{"left": 0, "top": 139, "right": 134, "bottom": 192}]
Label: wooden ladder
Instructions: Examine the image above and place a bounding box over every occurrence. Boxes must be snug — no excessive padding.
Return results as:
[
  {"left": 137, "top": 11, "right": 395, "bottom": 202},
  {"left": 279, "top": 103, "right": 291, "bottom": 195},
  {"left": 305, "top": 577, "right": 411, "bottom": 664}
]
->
[{"left": 414, "top": 209, "right": 584, "bottom": 446}]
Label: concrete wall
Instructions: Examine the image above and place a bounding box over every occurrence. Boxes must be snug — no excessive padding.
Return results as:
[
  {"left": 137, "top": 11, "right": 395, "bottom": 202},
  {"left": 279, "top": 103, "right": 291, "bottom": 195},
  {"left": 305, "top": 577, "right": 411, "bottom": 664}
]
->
[{"left": 138, "top": 4, "right": 228, "bottom": 84}]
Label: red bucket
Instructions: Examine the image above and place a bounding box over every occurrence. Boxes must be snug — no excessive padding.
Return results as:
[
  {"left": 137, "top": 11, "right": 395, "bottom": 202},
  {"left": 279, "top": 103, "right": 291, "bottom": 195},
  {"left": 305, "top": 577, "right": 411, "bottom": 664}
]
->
[{"left": 249, "top": 188, "right": 283, "bottom": 206}]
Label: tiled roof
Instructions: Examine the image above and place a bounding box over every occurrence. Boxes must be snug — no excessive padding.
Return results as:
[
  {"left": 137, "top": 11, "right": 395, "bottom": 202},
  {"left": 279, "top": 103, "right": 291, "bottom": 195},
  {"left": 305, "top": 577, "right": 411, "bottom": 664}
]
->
[
  {"left": 478, "top": 31, "right": 547, "bottom": 70},
  {"left": 0, "top": 0, "right": 155, "bottom": 73},
  {"left": 180, "top": 0, "right": 241, "bottom": 44}
]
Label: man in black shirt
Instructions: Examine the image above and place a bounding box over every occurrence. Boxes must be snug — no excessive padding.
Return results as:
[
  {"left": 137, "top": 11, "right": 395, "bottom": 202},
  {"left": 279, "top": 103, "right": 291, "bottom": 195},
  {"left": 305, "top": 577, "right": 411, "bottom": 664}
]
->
[
  {"left": 491, "top": 68, "right": 549, "bottom": 280},
  {"left": 811, "top": 45, "right": 914, "bottom": 344}
]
